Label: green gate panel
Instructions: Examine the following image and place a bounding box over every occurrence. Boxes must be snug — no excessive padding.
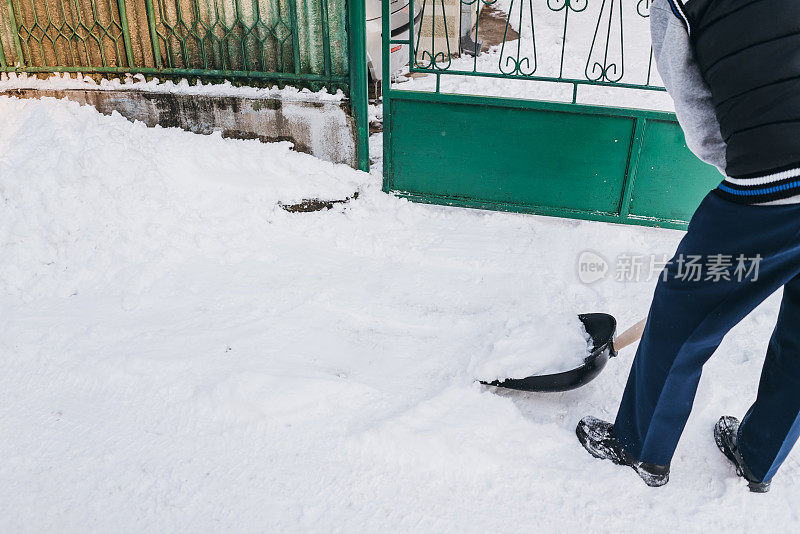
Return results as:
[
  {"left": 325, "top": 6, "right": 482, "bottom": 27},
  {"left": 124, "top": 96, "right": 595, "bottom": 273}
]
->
[
  {"left": 629, "top": 119, "right": 723, "bottom": 223},
  {"left": 386, "top": 93, "right": 725, "bottom": 229},
  {"left": 389, "top": 97, "right": 635, "bottom": 214}
]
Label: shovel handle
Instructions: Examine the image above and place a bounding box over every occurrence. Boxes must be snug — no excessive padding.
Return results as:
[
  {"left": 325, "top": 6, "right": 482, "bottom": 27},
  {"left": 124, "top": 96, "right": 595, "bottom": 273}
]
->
[{"left": 613, "top": 317, "right": 647, "bottom": 352}]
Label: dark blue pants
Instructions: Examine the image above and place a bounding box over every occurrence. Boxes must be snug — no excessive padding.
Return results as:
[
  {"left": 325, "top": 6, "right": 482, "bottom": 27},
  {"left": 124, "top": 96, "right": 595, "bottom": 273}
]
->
[{"left": 613, "top": 191, "right": 800, "bottom": 482}]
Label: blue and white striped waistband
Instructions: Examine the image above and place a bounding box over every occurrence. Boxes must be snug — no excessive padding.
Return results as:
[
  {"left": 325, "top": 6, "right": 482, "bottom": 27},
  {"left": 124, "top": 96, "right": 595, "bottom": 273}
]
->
[
  {"left": 718, "top": 166, "right": 800, "bottom": 204},
  {"left": 723, "top": 167, "right": 800, "bottom": 186}
]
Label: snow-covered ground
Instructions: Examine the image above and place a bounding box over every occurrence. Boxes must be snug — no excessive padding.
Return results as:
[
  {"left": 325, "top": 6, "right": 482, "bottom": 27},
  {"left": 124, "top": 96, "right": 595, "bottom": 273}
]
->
[{"left": 2, "top": 95, "right": 799, "bottom": 532}]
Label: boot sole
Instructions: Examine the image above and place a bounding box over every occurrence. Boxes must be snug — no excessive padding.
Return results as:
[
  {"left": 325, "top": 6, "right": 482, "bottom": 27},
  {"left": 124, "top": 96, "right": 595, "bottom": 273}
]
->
[
  {"left": 714, "top": 420, "right": 771, "bottom": 493},
  {"left": 576, "top": 424, "right": 668, "bottom": 488}
]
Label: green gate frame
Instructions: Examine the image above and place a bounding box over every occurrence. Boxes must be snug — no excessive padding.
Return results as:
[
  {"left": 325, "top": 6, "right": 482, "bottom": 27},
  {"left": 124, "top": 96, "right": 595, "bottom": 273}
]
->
[{"left": 381, "top": 0, "right": 722, "bottom": 229}]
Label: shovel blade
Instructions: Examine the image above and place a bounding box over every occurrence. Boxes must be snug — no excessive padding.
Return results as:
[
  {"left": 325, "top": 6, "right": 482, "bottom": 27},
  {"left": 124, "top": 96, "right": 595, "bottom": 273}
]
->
[{"left": 482, "top": 313, "right": 617, "bottom": 393}]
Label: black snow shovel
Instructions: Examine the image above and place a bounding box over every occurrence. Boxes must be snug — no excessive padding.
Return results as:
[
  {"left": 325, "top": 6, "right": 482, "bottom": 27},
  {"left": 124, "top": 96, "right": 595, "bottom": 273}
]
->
[{"left": 481, "top": 314, "right": 647, "bottom": 393}]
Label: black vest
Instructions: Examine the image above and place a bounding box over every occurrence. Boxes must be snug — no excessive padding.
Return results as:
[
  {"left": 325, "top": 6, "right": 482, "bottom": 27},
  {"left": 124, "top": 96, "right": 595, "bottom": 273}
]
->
[{"left": 682, "top": 0, "right": 800, "bottom": 179}]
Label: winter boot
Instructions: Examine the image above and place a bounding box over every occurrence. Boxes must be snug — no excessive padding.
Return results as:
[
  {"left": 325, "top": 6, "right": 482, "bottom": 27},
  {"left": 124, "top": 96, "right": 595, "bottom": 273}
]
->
[
  {"left": 576, "top": 416, "right": 669, "bottom": 487},
  {"left": 714, "top": 416, "right": 770, "bottom": 493}
]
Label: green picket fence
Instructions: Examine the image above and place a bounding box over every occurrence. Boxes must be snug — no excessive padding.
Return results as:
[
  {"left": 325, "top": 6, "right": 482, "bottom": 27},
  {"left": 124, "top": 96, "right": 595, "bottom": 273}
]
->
[{"left": 2, "top": 0, "right": 343, "bottom": 87}]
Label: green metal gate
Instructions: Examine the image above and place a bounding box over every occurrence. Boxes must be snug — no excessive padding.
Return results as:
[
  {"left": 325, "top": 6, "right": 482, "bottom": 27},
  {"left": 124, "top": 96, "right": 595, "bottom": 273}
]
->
[
  {"left": 0, "top": 0, "right": 369, "bottom": 169},
  {"left": 381, "top": 0, "right": 722, "bottom": 229}
]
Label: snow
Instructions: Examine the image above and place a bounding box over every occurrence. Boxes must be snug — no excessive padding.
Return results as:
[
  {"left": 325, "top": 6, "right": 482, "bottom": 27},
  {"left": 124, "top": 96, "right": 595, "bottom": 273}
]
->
[
  {"left": 473, "top": 314, "right": 591, "bottom": 380},
  {"left": 2, "top": 95, "right": 799, "bottom": 532},
  {"left": 0, "top": 72, "right": 345, "bottom": 102}
]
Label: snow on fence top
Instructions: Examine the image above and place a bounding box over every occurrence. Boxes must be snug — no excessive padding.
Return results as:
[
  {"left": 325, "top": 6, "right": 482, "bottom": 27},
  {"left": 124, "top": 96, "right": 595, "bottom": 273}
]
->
[{"left": 0, "top": 72, "right": 346, "bottom": 102}]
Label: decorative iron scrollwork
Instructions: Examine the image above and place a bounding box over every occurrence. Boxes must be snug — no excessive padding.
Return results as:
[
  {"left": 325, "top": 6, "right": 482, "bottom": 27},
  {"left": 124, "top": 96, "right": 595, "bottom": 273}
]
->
[
  {"left": 414, "top": 0, "right": 453, "bottom": 70},
  {"left": 498, "top": 0, "right": 537, "bottom": 76},
  {"left": 585, "top": 0, "right": 624, "bottom": 83}
]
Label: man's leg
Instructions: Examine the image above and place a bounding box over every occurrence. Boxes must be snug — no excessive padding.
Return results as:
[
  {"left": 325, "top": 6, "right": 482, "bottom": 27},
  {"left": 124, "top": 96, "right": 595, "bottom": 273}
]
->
[
  {"left": 737, "top": 274, "right": 800, "bottom": 482},
  {"left": 612, "top": 192, "right": 800, "bottom": 467}
]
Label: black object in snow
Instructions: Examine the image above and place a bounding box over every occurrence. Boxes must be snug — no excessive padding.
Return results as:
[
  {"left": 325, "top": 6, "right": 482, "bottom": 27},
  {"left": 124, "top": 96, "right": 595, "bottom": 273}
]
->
[{"left": 481, "top": 313, "right": 618, "bottom": 393}]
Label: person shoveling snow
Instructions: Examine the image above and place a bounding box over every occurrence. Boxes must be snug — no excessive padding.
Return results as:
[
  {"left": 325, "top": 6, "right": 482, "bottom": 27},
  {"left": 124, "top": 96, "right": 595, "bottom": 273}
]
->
[{"left": 577, "top": 0, "right": 800, "bottom": 493}]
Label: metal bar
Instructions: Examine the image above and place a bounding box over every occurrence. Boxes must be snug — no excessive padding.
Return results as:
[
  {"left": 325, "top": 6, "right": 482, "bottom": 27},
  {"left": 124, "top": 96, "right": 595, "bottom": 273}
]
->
[
  {"left": 0, "top": 26, "right": 6, "bottom": 67},
  {"left": 143, "top": 0, "right": 161, "bottom": 67},
  {"left": 40, "top": 0, "right": 58, "bottom": 65},
  {"left": 386, "top": 88, "right": 679, "bottom": 121},
  {"left": 116, "top": 0, "right": 135, "bottom": 66},
  {"left": 287, "top": 0, "right": 300, "bottom": 74},
  {"left": 429, "top": 0, "right": 434, "bottom": 67},
  {"left": 412, "top": 0, "right": 424, "bottom": 69},
  {"left": 212, "top": 0, "right": 224, "bottom": 70},
  {"left": 396, "top": 190, "right": 691, "bottom": 230},
  {"left": 320, "top": 0, "right": 331, "bottom": 78},
  {"left": 5, "top": 0, "right": 24, "bottom": 65},
  {"left": 348, "top": 0, "right": 368, "bottom": 171},
  {"left": 407, "top": 66, "right": 667, "bottom": 92},
  {"left": 619, "top": 117, "right": 646, "bottom": 219},
  {"left": 191, "top": 0, "right": 207, "bottom": 68},
  {"left": 407, "top": 0, "right": 414, "bottom": 71},
  {"left": 382, "top": 0, "right": 393, "bottom": 189},
  {"left": 558, "top": 3, "right": 568, "bottom": 78},
  {"left": 88, "top": 0, "right": 108, "bottom": 67},
  {"left": 59, "top": 0, "right": 78, "bottom": 67},
  {"left": 472, "top": 0, "right": 480, "bottom": 71},
  {"left": 73, "top": 0, "right": 88, "bottom": 65},
  {"left": 301, "top": 0, "right": 313, "bottom": 74},
  {"left": 272, "top": 0, "right": 285, "bottom": 72},
  {"left": 601, "top": 0, "right": 614, "bottom": 80},
  {"left": 232, "top": 0, "right": 246, "bottom": 71}
]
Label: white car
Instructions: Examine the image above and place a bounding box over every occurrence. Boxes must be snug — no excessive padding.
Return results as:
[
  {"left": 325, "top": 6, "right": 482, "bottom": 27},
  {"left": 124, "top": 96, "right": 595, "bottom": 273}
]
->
[{"left": 365, "top": 0, "right": 422, "bottom": 81}]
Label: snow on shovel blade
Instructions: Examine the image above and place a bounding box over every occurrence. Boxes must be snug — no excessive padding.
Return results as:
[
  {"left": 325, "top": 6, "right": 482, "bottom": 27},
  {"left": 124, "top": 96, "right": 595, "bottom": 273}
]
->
[{"left": 481, "top": 313, "right": 617, "bottom": 393}]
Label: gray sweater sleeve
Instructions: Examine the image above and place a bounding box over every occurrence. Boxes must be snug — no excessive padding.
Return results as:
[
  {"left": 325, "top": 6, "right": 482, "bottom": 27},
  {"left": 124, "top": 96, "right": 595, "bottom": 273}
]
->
[{"left": 650, "top": 0, "right": 727, "bottom": 173}]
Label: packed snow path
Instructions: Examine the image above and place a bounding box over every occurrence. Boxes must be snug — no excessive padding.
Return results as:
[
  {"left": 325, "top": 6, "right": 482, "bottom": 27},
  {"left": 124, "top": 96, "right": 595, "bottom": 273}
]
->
[{"left": 1, "top": 96, "right": 798, "bottom": 532}]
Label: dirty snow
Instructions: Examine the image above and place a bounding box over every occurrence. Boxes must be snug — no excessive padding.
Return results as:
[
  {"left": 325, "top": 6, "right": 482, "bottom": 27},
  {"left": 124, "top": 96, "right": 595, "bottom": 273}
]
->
[{"left": 2, "top": 96, "right": 799, "bottom": 532}]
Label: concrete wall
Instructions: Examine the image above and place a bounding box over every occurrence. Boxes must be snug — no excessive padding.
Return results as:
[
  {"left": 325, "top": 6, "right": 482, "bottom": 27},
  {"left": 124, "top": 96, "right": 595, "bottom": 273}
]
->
[{"left": 0, "top": 87, "right": 357, "bottom": 166}]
